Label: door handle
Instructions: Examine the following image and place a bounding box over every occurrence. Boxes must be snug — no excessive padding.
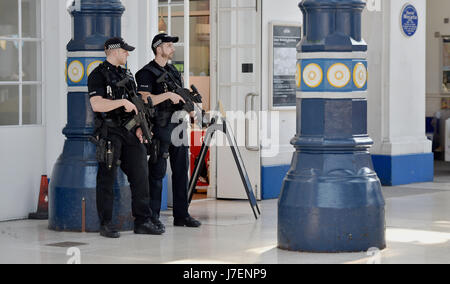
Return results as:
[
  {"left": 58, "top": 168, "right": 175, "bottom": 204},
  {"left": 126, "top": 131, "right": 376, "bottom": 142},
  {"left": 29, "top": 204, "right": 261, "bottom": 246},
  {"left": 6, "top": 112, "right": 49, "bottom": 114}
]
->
[{"left": 245, "top": 93, "right": 259, "bottom": 151}]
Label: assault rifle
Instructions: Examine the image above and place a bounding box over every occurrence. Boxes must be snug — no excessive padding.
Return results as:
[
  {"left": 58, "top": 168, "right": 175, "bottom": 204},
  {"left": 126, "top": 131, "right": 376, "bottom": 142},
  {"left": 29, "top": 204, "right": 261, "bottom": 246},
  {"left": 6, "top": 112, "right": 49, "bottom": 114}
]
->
[
  {"left": 156, "top": 71, "right": 203, "bottom": 114},
  {"left": 116, "top": 77, "right": 155, "bottom": 144}
]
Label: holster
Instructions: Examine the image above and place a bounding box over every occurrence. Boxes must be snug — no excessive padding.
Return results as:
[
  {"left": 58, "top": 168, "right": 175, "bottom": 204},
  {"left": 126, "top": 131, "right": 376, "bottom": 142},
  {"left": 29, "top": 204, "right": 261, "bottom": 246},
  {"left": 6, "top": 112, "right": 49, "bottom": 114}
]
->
[
  {"left": 148, "top": 138, "right": 160, "bottom": 164},
  {"left": 90, "top": 137, "right": 115, "bottom": 170},
  {"left": 95, "top": 138, "right": 107, "bottom": 164},
  {"left": 90, "top": 118, "right": 117, "bottom": 170}
]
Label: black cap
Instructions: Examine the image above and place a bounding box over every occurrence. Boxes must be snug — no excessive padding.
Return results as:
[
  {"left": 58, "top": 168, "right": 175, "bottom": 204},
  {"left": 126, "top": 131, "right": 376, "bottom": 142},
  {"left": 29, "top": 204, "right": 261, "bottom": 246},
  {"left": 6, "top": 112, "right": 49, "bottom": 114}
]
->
[
  {"left": 104, "top": 37, "right": 135, "bottom": 52},
  {"left": 151, "top": 33, "right": 179, "bottom": 54}
]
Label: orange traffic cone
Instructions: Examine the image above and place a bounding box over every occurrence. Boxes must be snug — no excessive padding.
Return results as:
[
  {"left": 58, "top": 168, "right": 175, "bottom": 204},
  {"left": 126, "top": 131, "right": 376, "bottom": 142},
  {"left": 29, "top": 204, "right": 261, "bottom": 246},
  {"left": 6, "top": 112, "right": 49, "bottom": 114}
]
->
[{"left": 29, "top": 175, "right": 49, "bottom": 220}]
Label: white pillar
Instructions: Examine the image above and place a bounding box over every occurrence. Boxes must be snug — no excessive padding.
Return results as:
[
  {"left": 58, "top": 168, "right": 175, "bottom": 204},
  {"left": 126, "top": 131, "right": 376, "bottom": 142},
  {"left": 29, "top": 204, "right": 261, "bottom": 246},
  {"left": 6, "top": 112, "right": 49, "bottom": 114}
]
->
[
  {"left": 149, "top": 0, "right": 159, "bottom": 61},
  {"left": 364, "top": 0, "right": 432, "bottom": 185},
  {"left": 45, "top": 0, "right": 70, "bottom": 175}
]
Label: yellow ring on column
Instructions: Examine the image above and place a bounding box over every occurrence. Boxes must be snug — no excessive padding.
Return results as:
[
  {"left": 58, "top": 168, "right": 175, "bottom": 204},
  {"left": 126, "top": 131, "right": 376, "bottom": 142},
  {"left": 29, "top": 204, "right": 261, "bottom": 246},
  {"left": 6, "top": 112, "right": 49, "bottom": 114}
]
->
[
  {"left": 68, "top": 60, "right": 85, "bottom": 83},
  {"left": 353, "top": 63, "right": 367, "bottom": 89},
  {"left": 303, "top": 63, "right": 323, "bottom": 88},
  {"left": 295, "top": 63, "right": 302, "bottom": 88},
  {"left": 87, "top": 60, "right": 103, "bottom": 77},
  {"left": 327, "top": 63, "right": 351, "bottom": 88}
]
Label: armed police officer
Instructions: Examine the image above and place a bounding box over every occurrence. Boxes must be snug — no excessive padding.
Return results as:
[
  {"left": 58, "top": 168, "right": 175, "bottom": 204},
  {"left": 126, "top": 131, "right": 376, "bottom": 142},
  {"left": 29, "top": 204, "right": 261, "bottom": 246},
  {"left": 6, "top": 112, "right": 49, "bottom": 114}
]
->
[
  {"left": 135, "top": 33, "right": 202, "bottom": 231},
  {"left": 88, "top": 37, "right": 166, "bottom": 238}
]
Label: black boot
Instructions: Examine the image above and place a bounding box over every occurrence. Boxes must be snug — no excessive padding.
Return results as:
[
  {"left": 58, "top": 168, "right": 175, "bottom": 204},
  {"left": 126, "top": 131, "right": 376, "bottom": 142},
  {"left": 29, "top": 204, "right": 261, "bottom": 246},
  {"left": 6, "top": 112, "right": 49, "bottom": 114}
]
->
[
  {"left": 134, "top": 222, "right": 165, "bottom": 235},
  {"left": 151, "top": 217, "right": 166, "bottom": 233},
  {"left": 174, "top": 216, "right": 202, "bottom": 228},
  {"left": 100, "top": 223, "right": 120, "bottom": 239}
]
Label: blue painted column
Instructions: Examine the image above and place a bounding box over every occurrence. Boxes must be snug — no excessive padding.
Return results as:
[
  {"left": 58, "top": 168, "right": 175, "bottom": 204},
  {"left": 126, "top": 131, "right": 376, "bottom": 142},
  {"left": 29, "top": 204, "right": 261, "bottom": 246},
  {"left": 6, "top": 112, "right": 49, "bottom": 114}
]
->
[
  {"left": 278, "top": 0, "right": 386, "bottom": 253},
  {"left": 49, "top": 0, "right": 133, "bottom": 232}
]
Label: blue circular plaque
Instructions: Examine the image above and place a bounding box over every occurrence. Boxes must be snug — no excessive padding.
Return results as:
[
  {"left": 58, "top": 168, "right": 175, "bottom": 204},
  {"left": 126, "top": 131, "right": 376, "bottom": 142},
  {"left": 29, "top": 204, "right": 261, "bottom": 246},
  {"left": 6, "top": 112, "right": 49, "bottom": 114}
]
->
[{"left": 401, "top": 4, "right": 418, "bottom": 37}]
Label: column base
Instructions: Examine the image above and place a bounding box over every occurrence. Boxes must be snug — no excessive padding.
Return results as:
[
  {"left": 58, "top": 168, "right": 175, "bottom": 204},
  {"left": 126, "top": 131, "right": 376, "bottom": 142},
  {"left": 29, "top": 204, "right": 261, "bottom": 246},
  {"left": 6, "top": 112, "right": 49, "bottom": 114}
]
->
[
  {"left": 278, "top": 149, "right": 386, "bottom": 253},
  {"left": 278, "top": 173, "right": 386, "bottom": 253},
  {"left": 48, "top": 140, "right": 134, "bottom": 232}
]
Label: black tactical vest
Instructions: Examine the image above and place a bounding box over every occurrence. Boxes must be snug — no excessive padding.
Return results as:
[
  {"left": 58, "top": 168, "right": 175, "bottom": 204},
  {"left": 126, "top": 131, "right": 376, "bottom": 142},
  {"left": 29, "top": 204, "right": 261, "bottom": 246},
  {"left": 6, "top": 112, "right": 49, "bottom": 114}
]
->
[
  {"left": 140, "top": 62, "right": 183, "bottom": 113},
  {"left": 97, "top": 63, "right": 135, "bottom": 124}
]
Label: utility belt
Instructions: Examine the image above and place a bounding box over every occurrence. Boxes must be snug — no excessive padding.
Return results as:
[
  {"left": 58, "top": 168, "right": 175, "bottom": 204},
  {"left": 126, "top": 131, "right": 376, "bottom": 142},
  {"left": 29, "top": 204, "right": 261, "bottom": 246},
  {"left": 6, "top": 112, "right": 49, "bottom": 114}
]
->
[
  {"left": 148, "top": 112, "right": 189, "bottom": 165},
  {"left": 91, "top": 115, "right": 160, "bottom": 169},
  {"left": 103, "top": 118, "right": 121, "bottom": 128},
  {"left": 89, "top": 117, "right": 127, "bottom": 170}
]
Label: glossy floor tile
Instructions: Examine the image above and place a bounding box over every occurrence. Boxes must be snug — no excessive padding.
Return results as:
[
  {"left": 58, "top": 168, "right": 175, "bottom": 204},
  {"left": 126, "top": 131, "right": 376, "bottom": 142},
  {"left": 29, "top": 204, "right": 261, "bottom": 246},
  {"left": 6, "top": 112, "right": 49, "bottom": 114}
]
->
[{"left": 0, "top": 167, "right": 449, "bottom": 264}]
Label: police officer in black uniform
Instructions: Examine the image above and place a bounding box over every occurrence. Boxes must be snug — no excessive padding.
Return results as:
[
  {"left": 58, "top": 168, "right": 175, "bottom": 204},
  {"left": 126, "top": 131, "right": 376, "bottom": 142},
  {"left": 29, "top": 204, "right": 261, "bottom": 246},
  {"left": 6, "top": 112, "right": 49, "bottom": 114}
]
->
[
  {"left": 135, "top": 34, "right": 202, "bottom": 230},
  {"left": 88, "top": 37, "right": 164, "bottom": 238}
]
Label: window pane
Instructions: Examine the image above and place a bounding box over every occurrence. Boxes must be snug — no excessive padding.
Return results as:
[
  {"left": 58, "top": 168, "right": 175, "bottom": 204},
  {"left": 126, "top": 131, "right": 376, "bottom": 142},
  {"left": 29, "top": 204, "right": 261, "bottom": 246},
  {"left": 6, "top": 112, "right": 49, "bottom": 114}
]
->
[
  {"left": 22, "top": 0, "right": 41, "bottom": 38},
  {"left": 0, "top": 0, "right": 18, "bottom": 37},
  {"left": 158, "top": 3, "right": 185, "bottom": 43},
  {"left": 23, "top": 41, "right": 41, "bottom": 81},
  {"left": 0, "top": 40, "right": 19, "bottom": 81},
  {"left": 0, "top": 85, "right": 19, "bottom": 126},
  {"left": 158, "top": 7, "right": 168, "bottom": 33},
  {"left": 190, "top": 15, "right": 210, "bottom": 76},
  {"left": 172, "top": 46, "right": 185, "bottom": 73},
  {"left": 22, "top": 85, "right": 41, "bottom": 125},
  {"left": 171, "top": 5, "right": 185, "bottom": 43}
]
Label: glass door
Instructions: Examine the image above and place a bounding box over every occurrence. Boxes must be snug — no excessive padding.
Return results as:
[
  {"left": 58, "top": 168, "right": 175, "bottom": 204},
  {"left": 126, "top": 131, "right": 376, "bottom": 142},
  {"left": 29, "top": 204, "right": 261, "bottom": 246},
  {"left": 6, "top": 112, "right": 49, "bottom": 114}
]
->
[{"left": 214, "top": 0, "right": 262, "bottom": 200}]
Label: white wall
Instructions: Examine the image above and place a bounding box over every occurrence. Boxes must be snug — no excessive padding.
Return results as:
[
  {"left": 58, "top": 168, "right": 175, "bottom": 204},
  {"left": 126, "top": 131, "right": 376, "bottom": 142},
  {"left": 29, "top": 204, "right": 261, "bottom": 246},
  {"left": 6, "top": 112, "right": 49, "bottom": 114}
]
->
[
  {"left": 260, "top": 0, "right": 301, "bottom": 166},
  {"left": 0, "top": 127, "right": 46, "bottom": 220}
]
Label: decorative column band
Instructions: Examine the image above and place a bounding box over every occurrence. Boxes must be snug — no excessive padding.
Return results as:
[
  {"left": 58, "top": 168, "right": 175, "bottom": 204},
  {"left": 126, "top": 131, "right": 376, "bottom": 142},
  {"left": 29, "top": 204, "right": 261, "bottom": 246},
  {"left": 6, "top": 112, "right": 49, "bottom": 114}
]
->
[
  {"left": 295, "top": 58, "right": 368, "bottom": 96},
  {"left": 66, "top": 51, "right": 106, "bottom": 88}
]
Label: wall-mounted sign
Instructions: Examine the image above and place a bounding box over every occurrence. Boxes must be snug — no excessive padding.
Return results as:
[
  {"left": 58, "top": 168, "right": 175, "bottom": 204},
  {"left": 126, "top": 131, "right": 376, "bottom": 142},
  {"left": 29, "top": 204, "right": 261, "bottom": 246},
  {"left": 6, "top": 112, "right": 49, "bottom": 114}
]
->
[
  {"left": 270, "top": 22, "right": 302, "bottom": 110},
  {"left": 401, "top": 3, "right": 418, "bottom": 37}
]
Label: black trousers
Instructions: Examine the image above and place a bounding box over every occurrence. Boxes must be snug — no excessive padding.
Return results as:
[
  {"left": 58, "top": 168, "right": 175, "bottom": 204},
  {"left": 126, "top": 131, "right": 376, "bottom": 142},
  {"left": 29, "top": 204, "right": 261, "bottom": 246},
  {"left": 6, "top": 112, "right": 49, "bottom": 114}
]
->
[
  {"left": 148, "top": 122, "right": 190, "bottom": 219},
  {"left": 96, "top": 128, "right": 152, "bottom": 226}
]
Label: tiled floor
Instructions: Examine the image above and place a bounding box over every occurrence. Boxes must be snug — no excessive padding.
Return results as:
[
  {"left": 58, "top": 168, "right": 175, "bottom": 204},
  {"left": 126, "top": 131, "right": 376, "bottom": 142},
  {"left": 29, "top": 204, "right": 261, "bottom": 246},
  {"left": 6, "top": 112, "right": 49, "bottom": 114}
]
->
[{"left": 0, "top": 164, "right": 449, "bottom": 264}]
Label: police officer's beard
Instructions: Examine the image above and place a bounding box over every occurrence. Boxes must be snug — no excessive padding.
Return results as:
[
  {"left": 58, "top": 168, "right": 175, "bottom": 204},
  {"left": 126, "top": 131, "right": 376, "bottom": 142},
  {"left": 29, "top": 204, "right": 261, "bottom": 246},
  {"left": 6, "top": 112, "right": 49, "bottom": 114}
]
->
[{"left": 164, "top": 51, "right": 174, "bottom": 61}]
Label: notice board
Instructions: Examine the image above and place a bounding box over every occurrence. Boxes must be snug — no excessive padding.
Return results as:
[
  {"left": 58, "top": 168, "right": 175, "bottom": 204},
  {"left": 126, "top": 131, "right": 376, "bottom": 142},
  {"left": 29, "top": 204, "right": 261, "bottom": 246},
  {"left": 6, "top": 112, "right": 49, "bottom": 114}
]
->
[{"left": 269, "top": 22, "right": 302, "bottom": 110}]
